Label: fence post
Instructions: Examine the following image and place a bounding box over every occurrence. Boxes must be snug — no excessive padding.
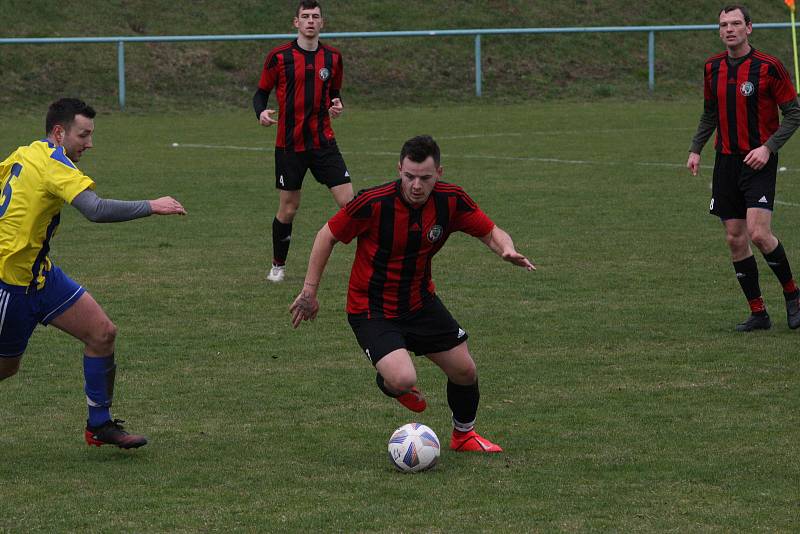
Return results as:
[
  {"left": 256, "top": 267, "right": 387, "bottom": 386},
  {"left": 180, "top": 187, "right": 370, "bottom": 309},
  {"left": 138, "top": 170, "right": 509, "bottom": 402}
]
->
[
  {"left": 475, "top": 34, "right": 482, "bottom": 97},
  {"left": 648, "top": 31, "right": 655, "bottom": 91},
  {"left": 117, "top": 41, "right": 126, "bottom": 110}
]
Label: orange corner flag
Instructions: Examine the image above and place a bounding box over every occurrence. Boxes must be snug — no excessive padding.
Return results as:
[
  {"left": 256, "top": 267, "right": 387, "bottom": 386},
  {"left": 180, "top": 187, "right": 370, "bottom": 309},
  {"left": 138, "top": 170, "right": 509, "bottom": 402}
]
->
[{"left": 787, "top": 0, "right": 796, "bottom": 11}]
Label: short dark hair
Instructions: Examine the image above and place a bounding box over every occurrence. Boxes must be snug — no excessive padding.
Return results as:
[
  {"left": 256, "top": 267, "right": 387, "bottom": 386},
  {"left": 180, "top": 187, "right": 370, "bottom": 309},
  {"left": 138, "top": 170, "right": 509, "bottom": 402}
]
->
[
  {"left": 720, "top": 4, "right": 751, "bottom": 25},
  {"left": 296, "top": 0, "right": 321, "bottom": 16},
  {"left": 400, "top": 135, "right": 441, "bottom": 167},
  {"left": 45, "top": 98, "right": 96, "bottom": 135}
]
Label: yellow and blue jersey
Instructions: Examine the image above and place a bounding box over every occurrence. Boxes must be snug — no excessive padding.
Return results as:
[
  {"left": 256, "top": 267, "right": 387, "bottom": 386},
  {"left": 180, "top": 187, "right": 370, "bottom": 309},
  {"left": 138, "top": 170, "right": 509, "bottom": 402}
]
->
[{"left": 0, "top": 140, "right": 95, "bottom": 289}]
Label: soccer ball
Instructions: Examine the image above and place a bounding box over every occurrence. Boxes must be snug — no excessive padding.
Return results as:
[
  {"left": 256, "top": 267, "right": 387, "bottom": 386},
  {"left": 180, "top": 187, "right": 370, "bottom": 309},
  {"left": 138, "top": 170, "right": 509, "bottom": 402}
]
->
[{"left": 387, "top": 423, "right": 440, "bottom": 473}]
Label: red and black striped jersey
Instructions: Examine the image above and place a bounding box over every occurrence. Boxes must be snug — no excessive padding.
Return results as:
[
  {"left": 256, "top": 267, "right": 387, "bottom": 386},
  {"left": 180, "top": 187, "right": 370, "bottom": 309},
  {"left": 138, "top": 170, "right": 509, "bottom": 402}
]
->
[
  {"left": 328, "top": 180, "right": 495, "bottom": 319},
  {"left": 704, "top": 48, "right": 797, "bottom": 154},
  {"left": 258, "top": 40, "right": 343, "bottom": 151}
]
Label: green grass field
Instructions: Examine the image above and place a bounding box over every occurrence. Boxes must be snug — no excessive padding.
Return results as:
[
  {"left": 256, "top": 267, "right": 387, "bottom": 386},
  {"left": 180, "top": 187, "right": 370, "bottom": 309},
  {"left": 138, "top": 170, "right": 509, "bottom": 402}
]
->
[{"left": 1, "top": 102, "right": 799, "bottom": 531}]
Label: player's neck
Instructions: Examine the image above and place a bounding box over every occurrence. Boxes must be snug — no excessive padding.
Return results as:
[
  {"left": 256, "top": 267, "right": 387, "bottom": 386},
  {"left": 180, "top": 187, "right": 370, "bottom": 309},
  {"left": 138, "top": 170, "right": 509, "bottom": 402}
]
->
[
  {"left": 727, "top": 42, "right": 751, "bottom": 59},
  {"left": 296, "top": 35, "right": 319, "bottom": 52}
]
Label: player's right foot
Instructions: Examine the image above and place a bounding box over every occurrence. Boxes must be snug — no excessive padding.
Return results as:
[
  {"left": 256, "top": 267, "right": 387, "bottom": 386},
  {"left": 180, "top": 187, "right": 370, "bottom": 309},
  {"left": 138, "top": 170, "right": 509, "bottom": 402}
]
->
[
  {"left": 267, "top": 264, "right": 285, "bottom": 283},
  {"left": 450, "top": 429, "right": 503, "bottom": 453},
  {"left": 85, "top": 419, "right": 148, "bottom": 449},
  {"left": 735, "top": 313, "right": 772, "bottom": 332},
  {"left": 786, "top": 297, "right": 800, "bottom": 329},
  {"left": 396, "top": 387, "right": 427, "bottom": 413}
]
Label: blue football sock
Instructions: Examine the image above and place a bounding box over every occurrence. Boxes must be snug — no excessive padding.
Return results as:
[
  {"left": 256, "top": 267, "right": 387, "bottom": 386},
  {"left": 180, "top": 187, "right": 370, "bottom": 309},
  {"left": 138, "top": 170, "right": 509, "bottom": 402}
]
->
[{"left": 83, "top": 354, "right": 115, "bottom": 427}]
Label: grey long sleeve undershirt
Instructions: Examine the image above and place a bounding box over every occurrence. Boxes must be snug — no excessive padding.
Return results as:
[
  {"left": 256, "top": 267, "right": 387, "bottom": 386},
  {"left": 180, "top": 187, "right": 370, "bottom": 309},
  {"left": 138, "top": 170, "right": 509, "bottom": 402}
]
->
[
  {"left": 690, "top": 96, "right": 800, "bottom": 155},
  {"left": 71, "top": 189, "right": 152, "bottom": 222}
]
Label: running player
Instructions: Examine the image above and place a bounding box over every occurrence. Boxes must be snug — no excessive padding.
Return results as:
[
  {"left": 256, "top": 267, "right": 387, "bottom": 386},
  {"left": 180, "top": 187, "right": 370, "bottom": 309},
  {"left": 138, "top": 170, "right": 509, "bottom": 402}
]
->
[
  {"left": 290, "top": 135, "right": 535, "bottom": 453},
  {"left": 0, "top": 98, "right": 186, "bottom": 448}
]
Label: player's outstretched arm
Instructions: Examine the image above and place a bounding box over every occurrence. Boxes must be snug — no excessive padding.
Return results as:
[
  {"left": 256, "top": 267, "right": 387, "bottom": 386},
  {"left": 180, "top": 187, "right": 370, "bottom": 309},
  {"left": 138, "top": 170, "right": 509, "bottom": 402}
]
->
[
  {"left": 479, "top": 226, "right": 536, "bottom": 271},
  {"left": 71, "top": 189, "right": 186, "bottom": 222},
  {"left": 290, "top": 223, "right": 339, "bottom": 328}
]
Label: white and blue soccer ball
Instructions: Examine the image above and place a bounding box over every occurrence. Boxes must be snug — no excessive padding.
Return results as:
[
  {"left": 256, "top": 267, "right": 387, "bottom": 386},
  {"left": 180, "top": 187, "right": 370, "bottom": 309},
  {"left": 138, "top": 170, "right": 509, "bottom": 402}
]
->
[{"left": 387, "top": 423, "right": 440, "bottom": 473}]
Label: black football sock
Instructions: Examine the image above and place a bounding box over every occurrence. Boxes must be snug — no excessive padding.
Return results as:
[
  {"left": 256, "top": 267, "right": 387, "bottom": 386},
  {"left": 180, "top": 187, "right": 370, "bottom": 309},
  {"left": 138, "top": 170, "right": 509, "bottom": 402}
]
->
[
  {"left": 447, "top": 380, "right": 479, "bottom": 432},
  {"left": 733, "top": 256, "right": 766, "bottom": 315},
  {"left": 272, "top": 217, "right": 292, "bottom": 266},
  {"left": 762, "top": 242, "right": 800, "bottom": 301}
]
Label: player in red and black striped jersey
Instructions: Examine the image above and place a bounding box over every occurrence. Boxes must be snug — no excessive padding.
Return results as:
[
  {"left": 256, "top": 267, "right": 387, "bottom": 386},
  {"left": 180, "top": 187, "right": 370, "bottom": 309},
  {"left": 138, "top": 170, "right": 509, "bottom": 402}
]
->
[
  {"left": 687, "top": 5, "right": 800, "bottom": 332},
  {"left": 253, "top": 1, "right": 353, "bottom": 284},
  {"left": 289, "top": 136, "right": 535, "bottom": 453}
]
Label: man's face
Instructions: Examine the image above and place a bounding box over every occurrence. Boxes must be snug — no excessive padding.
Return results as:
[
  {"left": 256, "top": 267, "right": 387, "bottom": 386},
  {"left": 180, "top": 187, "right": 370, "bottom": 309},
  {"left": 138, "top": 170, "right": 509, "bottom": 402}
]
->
[
  {"left": 398, "top": 156, "right": 442, "bottom": 208},
  {"left": 55, "top": 114, "right": 94, "bottom": 162},
  {"left": 294, "top": 7, "right": 323, "bottom": 39},
  {"left": 719, "top": 9, "right": 751, "bottom": 50}
]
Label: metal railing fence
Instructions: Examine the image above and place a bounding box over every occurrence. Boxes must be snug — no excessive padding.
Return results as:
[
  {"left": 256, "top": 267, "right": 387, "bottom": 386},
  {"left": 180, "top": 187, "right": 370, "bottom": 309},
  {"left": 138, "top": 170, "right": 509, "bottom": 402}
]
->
[{"left": 0, "top": 22, "right": 795, "bottom": 110}]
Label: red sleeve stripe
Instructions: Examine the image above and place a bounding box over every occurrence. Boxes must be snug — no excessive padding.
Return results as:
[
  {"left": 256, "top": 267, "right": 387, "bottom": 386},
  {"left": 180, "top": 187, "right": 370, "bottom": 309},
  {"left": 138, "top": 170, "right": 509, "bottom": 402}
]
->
[
  {"left": 345, "top": 182, "right": 396, "bottom": 215},
  {"left": 753, "top": 51, "right": 792, "bottom": 80},
  {"left": 434, "top": 183, "right": 479, "bottom": 210},
  {"left": 266, "top": 42, "right": 292, "bottom": 64}
]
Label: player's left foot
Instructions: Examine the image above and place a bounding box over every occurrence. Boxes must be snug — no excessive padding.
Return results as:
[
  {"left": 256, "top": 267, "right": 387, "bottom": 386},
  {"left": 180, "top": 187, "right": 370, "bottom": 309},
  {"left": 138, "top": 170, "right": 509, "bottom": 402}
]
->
[
  {"left": 396, "top": 387, "right": 427, "bottom": 413},
  {"left": 786, "top": 297, "right": 800, "bottom": 329},
  {"left": 85, "top": 419, "right": 148, "bottom": 449},
  {"left": 450, "top": 429, "right": 503, "bottom": 453}
]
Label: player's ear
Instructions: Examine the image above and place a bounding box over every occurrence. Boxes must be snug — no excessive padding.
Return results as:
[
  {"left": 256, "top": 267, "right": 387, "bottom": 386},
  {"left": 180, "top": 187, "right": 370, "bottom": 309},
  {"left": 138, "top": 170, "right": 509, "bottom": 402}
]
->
[{"left": 52, "top": 124, "right": 66, "bottom": 144}]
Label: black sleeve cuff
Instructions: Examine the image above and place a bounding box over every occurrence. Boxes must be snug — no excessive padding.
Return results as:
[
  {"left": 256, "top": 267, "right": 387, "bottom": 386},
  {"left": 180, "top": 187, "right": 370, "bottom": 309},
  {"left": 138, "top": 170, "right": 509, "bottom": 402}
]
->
[{"left": 253, "top": 88, "right": 270, "bottom": 119}]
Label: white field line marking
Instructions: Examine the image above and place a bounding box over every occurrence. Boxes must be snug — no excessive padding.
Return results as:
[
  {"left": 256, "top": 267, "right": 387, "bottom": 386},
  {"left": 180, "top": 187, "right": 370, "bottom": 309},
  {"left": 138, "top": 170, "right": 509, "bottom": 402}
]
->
[
  {"left": 355, "top": 127, "right": 693, "bottom": 142},
  {"left": 168, "top": 142, "right": 800, "bottom": 206},
  {"left": 170, "top": 143, "right": 700, "bottom": 167}
]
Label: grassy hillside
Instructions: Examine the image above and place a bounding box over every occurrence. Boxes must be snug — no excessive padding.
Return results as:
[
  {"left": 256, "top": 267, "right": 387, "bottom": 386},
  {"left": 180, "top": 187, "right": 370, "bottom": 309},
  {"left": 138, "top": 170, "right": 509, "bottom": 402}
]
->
[{"left": 1, "top": 1, "right": 799, "bottom": 111}]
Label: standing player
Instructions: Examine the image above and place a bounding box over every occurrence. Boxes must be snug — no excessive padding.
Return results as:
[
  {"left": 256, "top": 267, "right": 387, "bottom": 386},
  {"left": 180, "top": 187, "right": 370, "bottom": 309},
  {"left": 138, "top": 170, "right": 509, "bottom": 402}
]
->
[
  {"left": 289, "top": 136, "right": 535, "bottom": 453},
  {"left": 687, "top": 4, "right": 800, "bottom": 331},
  {"left": 0, "top": 98, "right": 186, "bottom": 448},
  {"left": 253, "top": 0, "right": 353, "bottom": 283}
]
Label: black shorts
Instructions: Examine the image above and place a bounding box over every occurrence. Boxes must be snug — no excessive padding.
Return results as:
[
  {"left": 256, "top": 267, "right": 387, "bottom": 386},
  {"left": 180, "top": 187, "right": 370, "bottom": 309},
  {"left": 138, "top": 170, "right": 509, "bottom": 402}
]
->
[
  {"left": 347, "top": 296, "right": 469, "bottom": 365},
  {"left": 710, "top": 152, "right": 777, "bottom": 220},
  {"left": 274, "top": 144, "right": 350, "bottom": 191}
]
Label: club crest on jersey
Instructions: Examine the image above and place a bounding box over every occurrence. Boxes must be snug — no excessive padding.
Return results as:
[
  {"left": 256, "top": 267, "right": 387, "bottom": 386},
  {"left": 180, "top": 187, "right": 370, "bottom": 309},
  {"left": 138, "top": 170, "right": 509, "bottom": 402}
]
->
[
  {"left": 739, "top": 81, "right": 754, "bottom": 97},
  {"left": 427, "top": 225, "right": 443, "bottom": 243},
  {"left": 318, "top": 67, "right": 330, "bottom": 81}
]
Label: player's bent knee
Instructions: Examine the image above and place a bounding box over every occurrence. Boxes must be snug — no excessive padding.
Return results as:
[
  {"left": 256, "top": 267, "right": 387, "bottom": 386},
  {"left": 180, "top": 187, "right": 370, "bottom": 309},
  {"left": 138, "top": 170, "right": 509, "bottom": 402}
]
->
[
  {"left": 449, "top": 362, "right": 477, "bottom": 385},
  {"left": 384, "top": 370, "right": 417, "bottom": 393},
  {"left": 725, "top": 232, "right": 747, "bottom": 249},
  {"left": 89, "top": 320, "right": 117, "bottom": 352},
  {"left": 749, "top": 230, "right": 774, "bottom": 251},
  {"left": 279, "top": 205, "right": 299, "bottom": 220}
]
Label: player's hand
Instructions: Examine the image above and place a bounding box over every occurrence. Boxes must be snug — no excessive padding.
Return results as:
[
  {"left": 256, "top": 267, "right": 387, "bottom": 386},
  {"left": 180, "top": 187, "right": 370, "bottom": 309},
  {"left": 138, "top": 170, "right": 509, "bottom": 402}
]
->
[
  {"left": 289, "top": 289, "right": 320, "bottom": 328},
  {"left": 686, "top": 152, "right": 701, "bottom": 176},
  {"left": 149, "top": 196, "right": 187, "bottom": 215},
  {"left": 743, "top": 145, "right": 771, "bottom": 170},
  {"left": 259, "top": 109, "right": 277, "bottom": 127},
  {"left": 329, "top": 98, "right": 343, "bottom": 118},
  {"left": 502, "top": 250, "right": 536, "bottom": 271}
]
